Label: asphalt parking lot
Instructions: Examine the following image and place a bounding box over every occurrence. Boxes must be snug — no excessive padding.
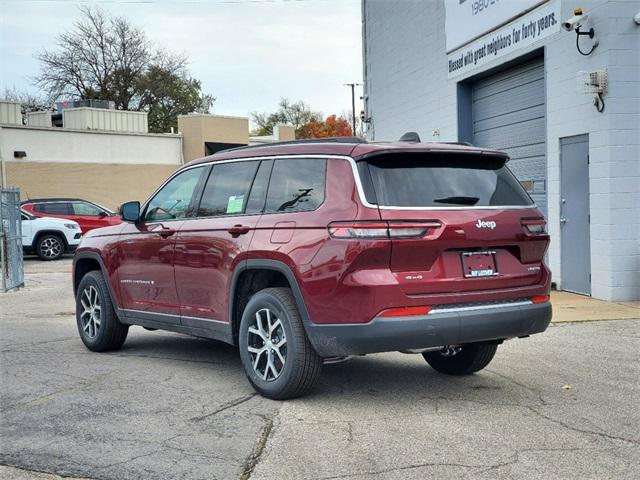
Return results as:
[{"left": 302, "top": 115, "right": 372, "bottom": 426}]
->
[{"left": 1, "top": 259, "right": 639, "bottom": 479}]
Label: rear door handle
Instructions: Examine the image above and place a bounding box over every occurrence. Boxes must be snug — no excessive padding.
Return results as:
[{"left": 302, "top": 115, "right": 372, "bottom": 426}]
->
[{"left": 228, "top": 225, "right": 250, "bottom": 236}]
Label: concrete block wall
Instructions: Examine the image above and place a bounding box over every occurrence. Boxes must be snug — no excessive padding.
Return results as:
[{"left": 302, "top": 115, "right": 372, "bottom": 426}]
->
[
  {"left": 362, "top": 0, "right": 639, "bottom": 300},
  {"left": 362, "top": 0, "right": 458, "bottom": 143},
  {"left": 545, "top": 0, "right": 639, "bottom": 300}
]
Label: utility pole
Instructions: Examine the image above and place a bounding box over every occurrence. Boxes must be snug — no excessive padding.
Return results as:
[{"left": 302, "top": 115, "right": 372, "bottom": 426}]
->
[{"left": 344, "top": 83, "right": 362, "bottom": 136}]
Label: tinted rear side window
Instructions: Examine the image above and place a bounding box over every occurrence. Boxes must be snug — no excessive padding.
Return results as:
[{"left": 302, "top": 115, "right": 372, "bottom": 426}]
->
[
  {"left": 36, "top": 202, "right": 72, "bottom": 215},
  {"left": 198, "top": 161, "right": 259, "bottom": 216},
  {"left": 364, "top": 154, "right": 533, "bottom": 207},
  {"left": 265, "top": 159, "right": 326, "bottom": 213}
]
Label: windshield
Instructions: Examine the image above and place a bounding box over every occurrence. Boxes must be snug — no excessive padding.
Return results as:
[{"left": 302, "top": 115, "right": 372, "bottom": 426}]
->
[{"left": 362, "top": 154, "right": 533, "bottom": 208}]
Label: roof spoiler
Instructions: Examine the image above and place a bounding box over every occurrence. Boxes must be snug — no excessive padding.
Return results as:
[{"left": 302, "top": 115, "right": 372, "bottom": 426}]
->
[{"left": 398, "top": 132, "right": 421, "bottom": 143}]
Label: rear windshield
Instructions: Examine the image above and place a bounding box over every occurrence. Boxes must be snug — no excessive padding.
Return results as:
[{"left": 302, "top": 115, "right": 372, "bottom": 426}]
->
[{"left": 361, "top": 154, "right": 533, "bottom": 207}]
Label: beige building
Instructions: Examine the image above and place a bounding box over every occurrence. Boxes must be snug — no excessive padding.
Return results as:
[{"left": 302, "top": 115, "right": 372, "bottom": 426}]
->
[
  {"left": 178, "top": 114, "right": 295, "bottom": 162},
  {"left": 1, "top": 126, "right": 182, "bottom": 210},
  {"left": 0, "top": 103, "right": 182, "bottom": 210},
  {"left": 1, "top": 101, "right": 296, "bottom": 210}
]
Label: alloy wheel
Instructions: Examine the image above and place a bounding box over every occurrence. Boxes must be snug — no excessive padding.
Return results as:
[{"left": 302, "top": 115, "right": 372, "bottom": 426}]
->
[
  {"left": 41, "top": 237, "right": 62, "bottom": 258},
  {"left": 79, "top": 286, "right": 101, "bottom": 339},
  {"left": 247, "top": 308, "right": 287, "bottom": 381}
]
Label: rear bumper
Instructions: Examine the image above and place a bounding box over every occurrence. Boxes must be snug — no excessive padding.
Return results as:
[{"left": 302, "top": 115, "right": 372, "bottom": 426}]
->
[{"left": 305, "top": 301, "right": 552, "bottom": 357}]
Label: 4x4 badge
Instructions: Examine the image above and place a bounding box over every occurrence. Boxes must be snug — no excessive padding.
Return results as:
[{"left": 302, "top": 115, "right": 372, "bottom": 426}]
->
[{"left": 475, "top": 219, "right": 497, "bottom": 229}]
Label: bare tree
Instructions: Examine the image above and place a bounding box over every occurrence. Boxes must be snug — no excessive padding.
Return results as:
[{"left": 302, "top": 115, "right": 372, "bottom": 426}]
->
[
  {"left": 3, "top": 87, "right": 53, "bottom": 124},
  {"left": 33, "top": 6, "right": 214, "bottom": 132},
  {"left": 35, "top": 6, "right": 151, "bottom": 109}
]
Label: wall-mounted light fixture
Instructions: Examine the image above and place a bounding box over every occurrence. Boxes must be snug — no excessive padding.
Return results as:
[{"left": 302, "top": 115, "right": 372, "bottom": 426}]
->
[{"left": 562, "top": 8, "right": 598, "bottom": 56}]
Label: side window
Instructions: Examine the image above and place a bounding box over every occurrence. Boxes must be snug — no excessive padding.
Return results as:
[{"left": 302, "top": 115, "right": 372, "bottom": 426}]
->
[
  {"left": 37, "top": 202, "right": 72, "bottom": 215},
  {"left": 198, "top": 161, "right": 259, "bottom": 217},
  {"left": 265, "top": 159, "right": 326, "bottom": 213},
  {"left": 21, "top": 214, "right": 29, "bottom": 221},
  {"left": 72, "top": 202, "right": 102, "bottom": 216},
  {"left": 144, "top": 167, "right": 205, "bottom": 222},
  {"left": 245, "top": 160, "right": 274, "bottom": 214}
]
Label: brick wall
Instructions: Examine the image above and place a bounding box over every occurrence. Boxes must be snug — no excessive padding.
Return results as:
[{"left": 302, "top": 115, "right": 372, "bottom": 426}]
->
[{"left": 7, "top": 162, "right": 179, "bottom": 211}]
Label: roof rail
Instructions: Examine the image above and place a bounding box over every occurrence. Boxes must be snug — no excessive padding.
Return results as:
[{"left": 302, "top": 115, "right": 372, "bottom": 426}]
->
[
  {"left": 219, "top": 136, "right": 367, "bottom": 154},
  {"left": 442, "top": 141, "right": 475, "bottom": 146}
]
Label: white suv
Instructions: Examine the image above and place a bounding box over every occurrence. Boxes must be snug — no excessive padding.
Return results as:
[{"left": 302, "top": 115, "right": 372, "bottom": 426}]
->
[{"left": 21, "top": 209, "right": 82, "bottom": 260}]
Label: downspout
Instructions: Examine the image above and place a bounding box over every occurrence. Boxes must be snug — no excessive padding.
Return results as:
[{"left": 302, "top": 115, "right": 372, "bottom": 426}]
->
[{"left": 180, "top": 132, "right": 185, "bottom": 166}]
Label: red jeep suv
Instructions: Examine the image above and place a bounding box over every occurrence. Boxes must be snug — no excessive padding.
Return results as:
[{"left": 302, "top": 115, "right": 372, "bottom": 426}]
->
[{"left": 73, "top": 137, "right": 552, "bottom": 399}]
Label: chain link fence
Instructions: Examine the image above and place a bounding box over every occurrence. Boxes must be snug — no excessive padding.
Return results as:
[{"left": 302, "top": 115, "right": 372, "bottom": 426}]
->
[{"left": 1, "top": 187, "right": 24, "bottom": 292}]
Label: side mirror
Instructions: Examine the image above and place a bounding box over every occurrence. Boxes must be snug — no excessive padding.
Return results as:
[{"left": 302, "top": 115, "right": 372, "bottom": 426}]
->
[
  {"left": 98, "top": 211, "right": 108, "bottom": 218},
  {"left": 120, "top": 201, "right": 141, "bottom": 223}
]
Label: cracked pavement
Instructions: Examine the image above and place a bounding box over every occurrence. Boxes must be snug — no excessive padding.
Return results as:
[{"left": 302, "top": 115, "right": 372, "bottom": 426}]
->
[{"left": 1, "top": 259, "right": 639, "bottom": 479}]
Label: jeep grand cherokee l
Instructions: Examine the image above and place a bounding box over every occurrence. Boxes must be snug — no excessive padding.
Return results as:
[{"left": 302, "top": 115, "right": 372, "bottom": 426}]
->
[{"left": 73, "top": 138, "right": 552, "bottom": 399}]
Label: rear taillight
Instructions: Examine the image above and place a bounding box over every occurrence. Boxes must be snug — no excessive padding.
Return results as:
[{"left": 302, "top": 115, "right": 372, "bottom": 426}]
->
[
  {"left": 378, "top": 306, "right": 432, "bottom": 317},
  {"left": 521, "top": 218, "right": 547, "bottom": 235},
  {"left": 328, "top": 221, "right": 440, "bottom": 239},
  {"left": 327, "top": 222, "right": 389, "bottom": 239},
  {"left": 531, "top": 295, "right": 550, "bottom": 304}
]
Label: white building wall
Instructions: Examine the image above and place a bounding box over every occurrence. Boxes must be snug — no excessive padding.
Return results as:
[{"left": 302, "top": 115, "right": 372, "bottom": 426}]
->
[
  {"left": 1, "top": 125, "right": 182, "bottom": 165},
  {"left": 362, "top": 0, "right": 458, "bottom": 143},
  {"left": 26, "top": 111, "right": 52, "bottom": 127},
  {"left": 0, "top": 101, "right": 21, "bottom": 125},
  {"left": 363, "top": 0, "right": 639, "bottom": 300}
]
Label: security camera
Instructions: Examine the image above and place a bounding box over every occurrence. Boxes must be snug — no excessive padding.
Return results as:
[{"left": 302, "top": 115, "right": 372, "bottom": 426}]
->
[
  {"left": 562, "top": 12, "right": 588, "bottom": 31},
  {"left": 634, "top": 12, "right": 640, "bottom": 25}
]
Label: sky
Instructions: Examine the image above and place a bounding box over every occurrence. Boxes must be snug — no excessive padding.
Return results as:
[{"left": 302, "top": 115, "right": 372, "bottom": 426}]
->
[{"left": 0, "top": 0, "right": 363, "bottom": 121}]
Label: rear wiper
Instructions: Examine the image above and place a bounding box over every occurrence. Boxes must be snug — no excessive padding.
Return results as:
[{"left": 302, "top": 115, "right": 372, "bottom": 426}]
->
[{"left": 433, "top": 196, "right": 479, "bottom": 205}]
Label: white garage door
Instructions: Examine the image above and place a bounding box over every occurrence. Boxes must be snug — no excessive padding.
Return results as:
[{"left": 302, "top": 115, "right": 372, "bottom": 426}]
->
[{"left": 471, "top": 57, "right": 546, "bottom": 214}]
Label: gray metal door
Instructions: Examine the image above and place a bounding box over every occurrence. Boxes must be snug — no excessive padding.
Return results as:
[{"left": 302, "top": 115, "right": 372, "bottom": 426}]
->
[
  {"left": 471, "top": 57, "right": 547, "bottom": 214},
  {"left": 560, "top": 135, "right": 591, "bottom": 295}
]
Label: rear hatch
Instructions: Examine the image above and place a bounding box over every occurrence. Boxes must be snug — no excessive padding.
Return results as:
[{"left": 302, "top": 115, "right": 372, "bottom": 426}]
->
[{"left": 357, "top": 151, "right": 549, "bottom": 296}]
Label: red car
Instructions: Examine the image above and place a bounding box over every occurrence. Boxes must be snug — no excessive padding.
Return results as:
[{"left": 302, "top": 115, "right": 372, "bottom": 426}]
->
[
  {"left": 73, "top": 137, "right": 552, "bottom": 399},
  {"left": 22, "top": 198, "right": 122, "bottom": 233}
]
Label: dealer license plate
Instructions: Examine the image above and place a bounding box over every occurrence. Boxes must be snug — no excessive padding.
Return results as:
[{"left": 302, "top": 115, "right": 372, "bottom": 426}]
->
[{"left": 461, "top": 251, "right": 498, "bottom": 278}]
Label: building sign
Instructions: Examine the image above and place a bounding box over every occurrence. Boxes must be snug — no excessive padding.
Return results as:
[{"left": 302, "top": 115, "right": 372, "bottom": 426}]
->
[
  {"left": 445, "top": 0, "right": 547, "bottom": 52},
  {"left": 447, "top": 0, "right": 560, "bottom": 79}
]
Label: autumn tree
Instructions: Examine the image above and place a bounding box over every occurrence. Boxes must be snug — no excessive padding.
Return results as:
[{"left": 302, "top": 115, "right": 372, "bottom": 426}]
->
[
  {"left": 300, "top": 114, "right": 353, "bottom": 138},
  {"left": 34, "top": 6, "right": 214, "bottom": 132},
  {"left": 251, "top": 99, "right": 321, "bottom": 137}
]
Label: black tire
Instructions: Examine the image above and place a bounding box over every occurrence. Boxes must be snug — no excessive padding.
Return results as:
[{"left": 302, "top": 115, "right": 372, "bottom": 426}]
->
[
  {"left": 35, "top": 234, "right": 65, "bottom": 261},
  {"left": 76, "top": 270, "right": 129, "bottom": 352},
  {"left": 238, "top": 287, "right": 322, "bottom": 400},
  {"left": 423, "top": 343, "right": 498, "bottom": 375}
]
